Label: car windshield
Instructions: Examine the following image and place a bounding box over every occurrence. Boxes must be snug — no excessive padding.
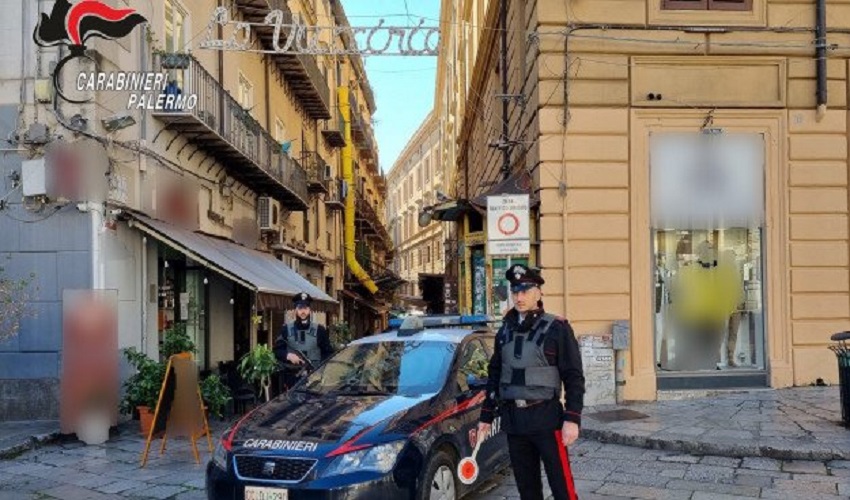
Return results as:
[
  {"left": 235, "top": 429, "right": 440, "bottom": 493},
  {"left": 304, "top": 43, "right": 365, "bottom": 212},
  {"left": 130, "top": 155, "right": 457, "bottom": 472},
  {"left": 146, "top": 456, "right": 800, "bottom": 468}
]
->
[{"left": 300, "top": 340, "right": 457, "bottom": 397}]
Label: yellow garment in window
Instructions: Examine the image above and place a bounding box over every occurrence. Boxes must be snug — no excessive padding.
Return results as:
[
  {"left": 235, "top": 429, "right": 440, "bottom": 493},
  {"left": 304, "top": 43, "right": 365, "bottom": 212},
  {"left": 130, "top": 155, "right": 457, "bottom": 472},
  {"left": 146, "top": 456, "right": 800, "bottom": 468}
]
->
[{"left": 673, "top": 262, "right": 743, "bottom": 325}]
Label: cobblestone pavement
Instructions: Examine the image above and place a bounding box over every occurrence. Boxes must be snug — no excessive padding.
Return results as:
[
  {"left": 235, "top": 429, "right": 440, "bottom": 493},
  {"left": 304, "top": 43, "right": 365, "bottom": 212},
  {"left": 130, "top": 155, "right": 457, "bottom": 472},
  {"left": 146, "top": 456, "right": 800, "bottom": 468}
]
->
[
  {"left": 582, "top": 387, "right": 850, "bottom": 461},
  {"left": 2, "top": 427, "right": 850, "bottom": 499},
  {"left": 469, "top": 440, "right": 850, "bottom": 499}
]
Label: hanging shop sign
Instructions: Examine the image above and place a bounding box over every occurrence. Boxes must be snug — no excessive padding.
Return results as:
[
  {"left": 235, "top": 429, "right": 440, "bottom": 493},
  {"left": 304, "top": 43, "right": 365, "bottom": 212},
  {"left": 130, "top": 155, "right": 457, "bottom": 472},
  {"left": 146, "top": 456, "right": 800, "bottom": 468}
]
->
[
  {"left": 199, "top": 7, "right": 439, "bottom": 56},
  {"left": 487, "top": 195, "right": 530, "bottom": 255}
]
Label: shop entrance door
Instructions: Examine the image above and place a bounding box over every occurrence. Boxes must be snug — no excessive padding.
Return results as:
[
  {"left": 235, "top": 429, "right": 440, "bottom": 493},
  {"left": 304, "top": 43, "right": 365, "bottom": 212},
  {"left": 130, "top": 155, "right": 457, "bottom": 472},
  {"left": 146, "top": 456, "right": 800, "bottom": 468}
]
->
[
  {"left": 185, "top": 268, "right": 208, "bottom": 371},
  {"left": 650, "top": 131, "right": 767, "bottom": 389}
]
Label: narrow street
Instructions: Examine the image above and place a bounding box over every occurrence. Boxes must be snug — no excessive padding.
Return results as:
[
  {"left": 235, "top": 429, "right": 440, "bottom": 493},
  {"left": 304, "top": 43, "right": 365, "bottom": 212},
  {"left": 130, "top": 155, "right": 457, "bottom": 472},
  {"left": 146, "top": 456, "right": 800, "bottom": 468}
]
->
[{"left": 2, "top": 428, "right": 849, "bottom": 500}]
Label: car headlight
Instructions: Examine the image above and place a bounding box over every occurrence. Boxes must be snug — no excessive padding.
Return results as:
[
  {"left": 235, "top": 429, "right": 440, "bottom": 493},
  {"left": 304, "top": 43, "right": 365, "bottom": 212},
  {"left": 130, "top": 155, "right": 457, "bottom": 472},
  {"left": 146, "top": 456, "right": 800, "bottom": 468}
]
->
[
  {"left": 324, "top": 441, "right": 405, "bottom": 476},
  {"left": 213, "top": 437, "right": 229, "bottom": 470}
]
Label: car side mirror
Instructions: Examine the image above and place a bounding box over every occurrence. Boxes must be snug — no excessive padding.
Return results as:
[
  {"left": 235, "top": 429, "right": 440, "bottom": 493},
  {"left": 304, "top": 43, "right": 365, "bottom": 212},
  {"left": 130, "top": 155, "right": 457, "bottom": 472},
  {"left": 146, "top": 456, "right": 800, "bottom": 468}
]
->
[{"left": 466, "top": 373, "right": 488, "bottom": 391}]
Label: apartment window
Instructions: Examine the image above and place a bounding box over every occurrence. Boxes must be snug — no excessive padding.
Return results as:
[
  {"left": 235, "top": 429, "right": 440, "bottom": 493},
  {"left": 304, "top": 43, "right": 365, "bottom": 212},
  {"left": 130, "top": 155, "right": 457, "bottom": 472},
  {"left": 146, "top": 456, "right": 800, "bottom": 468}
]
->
[
  {"left": 303, "top": 211, "right": 310, "bottom": 242},
  {"left": 164, "top": 0, "right": 189, "bottom": 53},
  {"left": 326, "top": 216, "right": 333, "bottom": 250},
  {"left": 336, "top": 60, "right": 342, "bottom": 89},
  {"left": 662, "top": 0, "right": 751, "bottom": 10},
  {"left": 424, "top": 155, "right": 430, "bottom": 181},
  {"left": 238, "top": 72, "right": 254, "bottom": 110},
  {"left": 325, "top": 276, "right": 334, "bottom": 296},
  {"left": 314, "top": 201, "right": 320, "bottom": 242},
  {"left": 275, "top": 117, "right": 286, "bottom": 142}
]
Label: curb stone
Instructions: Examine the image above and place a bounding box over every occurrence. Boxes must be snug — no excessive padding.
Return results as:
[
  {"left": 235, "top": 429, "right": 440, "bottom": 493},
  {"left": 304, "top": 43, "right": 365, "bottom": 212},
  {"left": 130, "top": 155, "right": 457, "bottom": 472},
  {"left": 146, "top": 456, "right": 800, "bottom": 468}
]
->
[
  {"left": 0, "top": 431, "right": 61, "bottom": 460},
  {"left": 581, "top": 427, "right": 850, "bottom": 461}
]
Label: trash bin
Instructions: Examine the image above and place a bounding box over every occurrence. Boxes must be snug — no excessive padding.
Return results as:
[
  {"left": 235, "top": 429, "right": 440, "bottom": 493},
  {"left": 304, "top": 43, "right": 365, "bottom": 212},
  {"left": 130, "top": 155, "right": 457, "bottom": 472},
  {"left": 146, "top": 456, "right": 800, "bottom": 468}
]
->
[{"left": 830, "top": 331, "right": 850, "bottom": 427}]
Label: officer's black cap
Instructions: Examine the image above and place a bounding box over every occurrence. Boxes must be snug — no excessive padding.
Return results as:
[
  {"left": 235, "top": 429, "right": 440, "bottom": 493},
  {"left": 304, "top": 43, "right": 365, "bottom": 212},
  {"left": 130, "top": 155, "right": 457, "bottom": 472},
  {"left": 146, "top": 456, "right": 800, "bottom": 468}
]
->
[
  {"left": 506, "top": 264, "right": 545, "bottom": 293},
  {"left": 294, "top": 292, "right": 312, "bottom": 307}
]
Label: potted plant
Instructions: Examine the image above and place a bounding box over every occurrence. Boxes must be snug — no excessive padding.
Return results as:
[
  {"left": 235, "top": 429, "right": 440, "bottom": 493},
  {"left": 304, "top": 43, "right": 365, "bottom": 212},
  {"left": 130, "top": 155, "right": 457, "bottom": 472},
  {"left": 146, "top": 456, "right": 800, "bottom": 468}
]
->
[
  {"left": 160, "top": 323, "right": 196, "bottom": 359},
  {"left": 201, "top": 374, "right": 232, "bottom": 420},
  {"left": 238, "top": 344, "right": 279, "bottom": 402},
  {"left": 120, "top": 347, "right": 165, "bottom": 435},
  {"left": 330, "top": 321, "right": 353, "bottom": 349}
]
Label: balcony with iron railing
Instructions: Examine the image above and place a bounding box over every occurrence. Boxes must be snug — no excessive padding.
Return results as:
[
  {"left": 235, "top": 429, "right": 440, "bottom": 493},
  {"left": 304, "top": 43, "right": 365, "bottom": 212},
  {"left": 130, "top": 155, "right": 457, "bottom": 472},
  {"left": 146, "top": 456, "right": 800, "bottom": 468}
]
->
[
  {"left": 347, "top": 246, "right": 405, "bottom": 296},
  {"left": 321, "top": 108, "right": 346, "bottom": 148},
  {"left": 354, "top": 186, "right": 392, "bottom": 251},
  {"left": 302, "top": 151, "right": 330, "bottom": 194},
  {"left": 349, "top": 94, "right": 377, "bottom": 161},
  {"left": 325, "top": 178, "right": 344, "bottom": 210},
  {"left": 234, "top": 0, "right": 331, "bottom": 119},
  {"left": 152, "top": 53, "right": 308, "bottom": 210}
]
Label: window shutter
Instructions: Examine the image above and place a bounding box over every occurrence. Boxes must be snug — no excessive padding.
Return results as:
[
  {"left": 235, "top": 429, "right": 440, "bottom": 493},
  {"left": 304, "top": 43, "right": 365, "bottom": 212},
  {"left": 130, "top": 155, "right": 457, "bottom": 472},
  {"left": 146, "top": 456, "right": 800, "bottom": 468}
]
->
[
  {"left": 662, "top": 0, "right": 708, "bottom": 10},
  {"left": 709, "top": 0, "right": 752, "bottom": 11}
]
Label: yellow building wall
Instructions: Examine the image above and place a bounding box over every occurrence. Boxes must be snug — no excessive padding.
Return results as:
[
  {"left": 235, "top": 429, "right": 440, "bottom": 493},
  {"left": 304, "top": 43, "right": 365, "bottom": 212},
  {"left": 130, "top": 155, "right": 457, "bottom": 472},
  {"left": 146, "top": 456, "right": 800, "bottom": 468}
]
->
[
  {"left": 449, "top": 0, "right": 850, "bottom": 399},
  {"left": 788, "top": 108, "right": 849, "bottom": 386}
]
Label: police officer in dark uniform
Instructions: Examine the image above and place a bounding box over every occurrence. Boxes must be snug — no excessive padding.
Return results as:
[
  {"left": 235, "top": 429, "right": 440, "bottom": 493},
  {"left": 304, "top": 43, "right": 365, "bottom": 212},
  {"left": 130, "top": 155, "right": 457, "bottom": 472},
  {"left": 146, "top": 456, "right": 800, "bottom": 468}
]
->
[
  {"left": 477, "top": 264, "right": 585, "bottom": 500},
  {"left": 273, "top": 292, "right": 334, "bottom": 390}
]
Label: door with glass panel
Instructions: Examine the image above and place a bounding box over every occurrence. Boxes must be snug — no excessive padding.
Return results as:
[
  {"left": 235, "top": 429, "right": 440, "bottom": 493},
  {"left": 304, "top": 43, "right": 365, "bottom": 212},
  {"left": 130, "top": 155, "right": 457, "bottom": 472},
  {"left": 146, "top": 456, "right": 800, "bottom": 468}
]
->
[{"left": 650, "top": 131, "right": 766, "bottom": 386}]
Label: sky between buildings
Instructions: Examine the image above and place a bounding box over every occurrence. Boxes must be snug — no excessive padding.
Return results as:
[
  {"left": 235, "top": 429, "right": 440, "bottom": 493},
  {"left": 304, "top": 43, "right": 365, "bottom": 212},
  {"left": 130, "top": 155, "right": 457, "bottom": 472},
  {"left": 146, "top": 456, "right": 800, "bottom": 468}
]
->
[{"left": 340, "top": 0, "right": 441, "bottom": 175}]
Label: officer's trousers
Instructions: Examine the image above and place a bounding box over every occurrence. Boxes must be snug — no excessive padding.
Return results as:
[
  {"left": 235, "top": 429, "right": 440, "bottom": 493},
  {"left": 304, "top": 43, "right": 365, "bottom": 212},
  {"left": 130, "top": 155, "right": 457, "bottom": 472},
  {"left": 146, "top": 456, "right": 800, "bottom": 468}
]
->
[{"left": 506, "top": 430, "right": 578, "bottom": 500}]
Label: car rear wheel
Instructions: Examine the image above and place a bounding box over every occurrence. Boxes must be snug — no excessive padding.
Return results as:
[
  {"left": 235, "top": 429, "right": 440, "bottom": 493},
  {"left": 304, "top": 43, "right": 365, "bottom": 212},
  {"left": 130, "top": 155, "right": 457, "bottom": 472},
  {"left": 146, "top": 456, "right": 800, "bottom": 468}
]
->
[{"left": 419, "top": 450, "right": 457, "bottom": 500}]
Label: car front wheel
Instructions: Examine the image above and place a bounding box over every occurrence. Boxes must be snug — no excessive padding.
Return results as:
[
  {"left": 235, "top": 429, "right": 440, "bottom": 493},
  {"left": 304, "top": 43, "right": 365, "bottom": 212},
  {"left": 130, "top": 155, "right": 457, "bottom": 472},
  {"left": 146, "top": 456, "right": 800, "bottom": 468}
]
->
[{"left": 418, "top": 450, "right": 458, "bottom": 500}]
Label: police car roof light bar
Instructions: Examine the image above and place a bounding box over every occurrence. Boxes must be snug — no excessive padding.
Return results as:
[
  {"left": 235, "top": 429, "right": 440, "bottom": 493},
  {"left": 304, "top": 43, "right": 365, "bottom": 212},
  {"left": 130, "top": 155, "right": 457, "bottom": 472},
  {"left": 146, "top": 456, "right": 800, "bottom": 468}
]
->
[{"left": 389, "top": 314, "right": 492, "bottom": 330}]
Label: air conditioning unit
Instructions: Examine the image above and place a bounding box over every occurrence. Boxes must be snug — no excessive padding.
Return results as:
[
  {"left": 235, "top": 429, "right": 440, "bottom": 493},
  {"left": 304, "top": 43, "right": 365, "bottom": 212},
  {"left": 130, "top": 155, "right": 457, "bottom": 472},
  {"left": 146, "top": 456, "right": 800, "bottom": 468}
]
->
[{"left": 257, "top": 196, "right": 280, "bottom": 231}]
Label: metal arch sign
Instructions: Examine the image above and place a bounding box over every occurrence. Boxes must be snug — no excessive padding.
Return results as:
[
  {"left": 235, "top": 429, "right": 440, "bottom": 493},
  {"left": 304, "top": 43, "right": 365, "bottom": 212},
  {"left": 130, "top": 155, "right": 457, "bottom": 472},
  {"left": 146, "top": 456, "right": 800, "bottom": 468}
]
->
[{"left": 199, "top": 7, "right": 439, "bottom": 56}]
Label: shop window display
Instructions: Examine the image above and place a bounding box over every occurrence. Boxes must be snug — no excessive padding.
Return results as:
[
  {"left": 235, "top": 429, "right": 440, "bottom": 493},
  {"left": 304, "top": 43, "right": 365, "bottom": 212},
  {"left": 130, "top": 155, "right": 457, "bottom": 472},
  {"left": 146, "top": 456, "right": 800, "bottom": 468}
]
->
[
  {"left": 653, "top": 229, "right": 764, "bottom": 372},
  {"left": 650, "top": 132, "right": 765, "bottom": 373}
]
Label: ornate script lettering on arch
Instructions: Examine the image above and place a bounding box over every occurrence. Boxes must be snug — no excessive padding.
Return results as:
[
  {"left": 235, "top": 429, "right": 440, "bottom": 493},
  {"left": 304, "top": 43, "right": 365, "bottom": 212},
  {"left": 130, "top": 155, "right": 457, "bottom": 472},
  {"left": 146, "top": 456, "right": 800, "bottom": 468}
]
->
[{"left": 199, "top": 8, "right": 440, "bottom": 56}]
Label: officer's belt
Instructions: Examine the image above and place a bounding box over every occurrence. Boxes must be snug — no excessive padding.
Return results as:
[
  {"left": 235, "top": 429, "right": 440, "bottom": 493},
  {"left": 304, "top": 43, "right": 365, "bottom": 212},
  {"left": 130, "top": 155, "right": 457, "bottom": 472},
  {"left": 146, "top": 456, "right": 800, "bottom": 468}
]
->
[{"left": 509, "top": 399, "right": 547, "bottom": 409}]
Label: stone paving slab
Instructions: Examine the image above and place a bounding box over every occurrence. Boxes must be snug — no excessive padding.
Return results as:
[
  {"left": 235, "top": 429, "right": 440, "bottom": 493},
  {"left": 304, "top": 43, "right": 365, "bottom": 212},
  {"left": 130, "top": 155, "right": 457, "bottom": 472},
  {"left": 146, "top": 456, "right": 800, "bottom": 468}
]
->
[{"left": 583, "top": 387, "right": 850, "bottom": 461}]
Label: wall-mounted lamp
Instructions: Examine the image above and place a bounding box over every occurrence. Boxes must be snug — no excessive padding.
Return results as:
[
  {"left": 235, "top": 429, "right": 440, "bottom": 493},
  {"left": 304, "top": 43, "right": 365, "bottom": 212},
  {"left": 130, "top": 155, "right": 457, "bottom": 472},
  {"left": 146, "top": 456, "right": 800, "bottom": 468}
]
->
[
  {"left": 203, "top": 277, "right": 209, "bottom": 285},
  {"left": 418, "top": 208, "right": 433, "bottom": 227},
  {"left": 229, "top": 298, "right": 234, "bottom": 305},
  {"left": 163, "top": 260, "right": 169, "bottom": 269}
]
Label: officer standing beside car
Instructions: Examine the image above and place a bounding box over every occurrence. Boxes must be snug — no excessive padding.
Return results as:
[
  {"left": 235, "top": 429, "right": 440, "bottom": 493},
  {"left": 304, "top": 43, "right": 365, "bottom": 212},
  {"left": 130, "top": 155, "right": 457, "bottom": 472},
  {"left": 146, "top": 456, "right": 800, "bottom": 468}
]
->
[
  {"left": 477, "top": 264, "right": 585, "bottom": 500},
  {"left": 273, "top": 292, "right": 335, "bottom": 391}
]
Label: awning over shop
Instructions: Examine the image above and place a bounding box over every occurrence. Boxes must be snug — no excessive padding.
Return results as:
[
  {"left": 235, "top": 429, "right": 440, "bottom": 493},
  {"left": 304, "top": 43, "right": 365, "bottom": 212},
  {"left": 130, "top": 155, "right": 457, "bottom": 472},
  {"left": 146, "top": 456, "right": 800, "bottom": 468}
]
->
[
  {"left": 127, "top": 213, "right": 337, "bottom": 311},
  {"left": 470, "top": 169, "right": 539, "bottom": 210}
]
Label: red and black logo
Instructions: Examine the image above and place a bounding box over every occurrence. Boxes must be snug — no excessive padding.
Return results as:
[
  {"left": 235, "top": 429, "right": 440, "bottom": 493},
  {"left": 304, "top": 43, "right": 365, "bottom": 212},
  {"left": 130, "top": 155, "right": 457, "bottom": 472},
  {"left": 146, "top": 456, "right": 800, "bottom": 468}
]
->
[{"left": 33, "top": 0, "right": 147, "bottom": 103}]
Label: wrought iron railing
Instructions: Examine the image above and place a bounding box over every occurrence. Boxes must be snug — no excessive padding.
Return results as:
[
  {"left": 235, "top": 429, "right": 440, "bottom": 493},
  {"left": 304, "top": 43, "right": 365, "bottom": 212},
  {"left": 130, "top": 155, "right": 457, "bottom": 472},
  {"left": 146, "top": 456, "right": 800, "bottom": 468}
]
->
[
  {"left": 153, "top": 52, "right": 308, "bottom": 204},
  {"left": 302, "top": 151, "right": 330, "bottom": 192},
  {"left": 326, "top": 177, "right": 344, "bottom": 206},
  {"left": 265, "top": 0, "right": 331, "bottom": 114}
]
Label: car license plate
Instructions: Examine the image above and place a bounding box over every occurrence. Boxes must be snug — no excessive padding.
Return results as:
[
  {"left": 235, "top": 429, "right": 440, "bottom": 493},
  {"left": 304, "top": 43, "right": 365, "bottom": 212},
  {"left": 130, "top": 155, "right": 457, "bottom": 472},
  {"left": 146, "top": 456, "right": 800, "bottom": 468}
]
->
[{"left": 244, "top": 486, "right": 288, "bottom": 500}]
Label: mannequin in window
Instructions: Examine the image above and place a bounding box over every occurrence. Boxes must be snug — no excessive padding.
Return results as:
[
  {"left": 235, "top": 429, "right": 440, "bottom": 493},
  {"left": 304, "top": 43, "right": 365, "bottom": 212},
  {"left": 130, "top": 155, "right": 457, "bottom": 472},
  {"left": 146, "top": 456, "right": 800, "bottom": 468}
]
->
[
  {"left": 719, "top": 249, "right": 746, "bottom": 368},
  {"left": 671, "top": 240, "right": 743, "bottom": 371}
]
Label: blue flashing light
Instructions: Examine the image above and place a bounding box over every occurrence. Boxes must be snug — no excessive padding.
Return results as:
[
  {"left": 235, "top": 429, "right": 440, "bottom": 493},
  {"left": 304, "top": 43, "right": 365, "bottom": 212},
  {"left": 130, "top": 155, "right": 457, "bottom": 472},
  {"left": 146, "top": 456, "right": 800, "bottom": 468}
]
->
[{"left": 388, "top": 314, "right": 492, "bottom": 330}]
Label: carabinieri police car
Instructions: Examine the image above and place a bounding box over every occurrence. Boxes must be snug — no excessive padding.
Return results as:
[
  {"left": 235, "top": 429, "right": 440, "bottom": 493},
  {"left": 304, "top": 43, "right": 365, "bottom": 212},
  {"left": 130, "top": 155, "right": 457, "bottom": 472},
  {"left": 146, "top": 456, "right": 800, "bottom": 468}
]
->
[{"left": 207, "top": 315, "right": 508, "bottom": 500}]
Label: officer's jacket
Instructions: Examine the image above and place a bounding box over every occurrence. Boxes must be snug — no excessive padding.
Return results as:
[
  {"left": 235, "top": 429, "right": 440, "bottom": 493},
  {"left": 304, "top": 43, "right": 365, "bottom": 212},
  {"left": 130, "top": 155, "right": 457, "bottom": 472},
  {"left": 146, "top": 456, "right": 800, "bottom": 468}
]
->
[
  {"left": 480, "top": 308, "right": 585, "bottom": 432},
  {"left": 499, "top": 312, "right": 562, "bottom": 401},
  {"left": 273, "top": 320, "right": 334, "bottom": 367}
]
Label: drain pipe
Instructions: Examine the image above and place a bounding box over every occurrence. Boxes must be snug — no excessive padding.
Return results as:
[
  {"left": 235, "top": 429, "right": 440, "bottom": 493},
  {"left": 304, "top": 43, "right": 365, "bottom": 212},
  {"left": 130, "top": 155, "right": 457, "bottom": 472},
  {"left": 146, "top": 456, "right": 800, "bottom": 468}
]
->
[
  {"left": 816, "top": 0, "right": 827, "bottom": 121},
  {"left": 339, "top": 86, "right": 378, "bottom": 294}
]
